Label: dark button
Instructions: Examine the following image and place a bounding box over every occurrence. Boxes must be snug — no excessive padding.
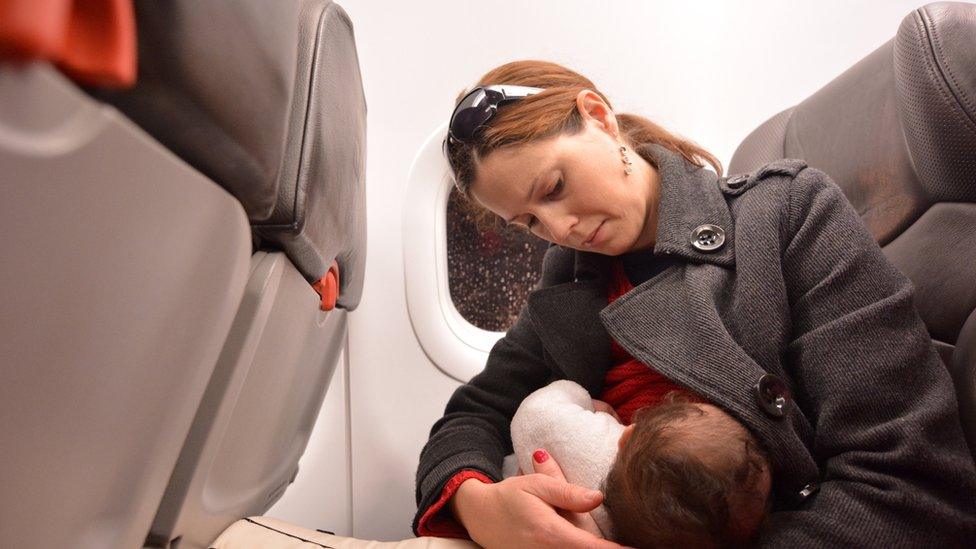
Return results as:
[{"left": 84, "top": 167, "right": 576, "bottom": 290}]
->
[
  {"left": 726, "top": 174, "right": 749, "bottom": 188},
  {"left": 690, "top": 224, "right": 725, "bottom": 252},
  {"left": 754, "top": 373, "right": 791, "bottom": 418}
]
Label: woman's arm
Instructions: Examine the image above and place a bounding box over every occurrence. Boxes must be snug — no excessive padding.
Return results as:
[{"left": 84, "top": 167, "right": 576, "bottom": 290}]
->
[
  {"left": 414, "top": 303, "right": 622, "bottom": 548},
  {"left": 760, "top": 167, "right": 976, "bottom": 546},
  {"left": 414, "top": 244, "right": 625, "bottom": 548},
  {"left": 415, "top": 243, "right": 568, "bottom": 525},
  {"left": 413, "top": 302, "right": 553, "bottom": 534}
]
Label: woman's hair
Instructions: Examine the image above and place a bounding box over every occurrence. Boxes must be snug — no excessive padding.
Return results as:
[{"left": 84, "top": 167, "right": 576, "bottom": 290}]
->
[
  {"left": 446, "top": 60, "right": 722, "bottom": 227},
  {"left": 602, "top": 395, "right": 771, "bottom": 549}
]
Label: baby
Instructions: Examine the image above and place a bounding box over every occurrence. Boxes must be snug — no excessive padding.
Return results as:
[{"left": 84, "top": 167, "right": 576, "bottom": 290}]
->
[{"left": 502, "top": 380, "right": 771, "bottom": 548}]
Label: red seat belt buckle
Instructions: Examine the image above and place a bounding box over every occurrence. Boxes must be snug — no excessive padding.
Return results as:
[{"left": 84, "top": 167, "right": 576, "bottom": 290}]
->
[{"left": 311, "top": 260, "right": 340, "bottom": 311}]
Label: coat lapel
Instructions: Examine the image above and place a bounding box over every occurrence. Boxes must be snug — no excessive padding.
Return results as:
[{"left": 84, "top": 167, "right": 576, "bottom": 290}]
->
[
  {"left": 638, "top": 142, "right": 736, "bottom": 267},
  {"left": 597, "top": 265, "right": 768, "bottom": 408}
]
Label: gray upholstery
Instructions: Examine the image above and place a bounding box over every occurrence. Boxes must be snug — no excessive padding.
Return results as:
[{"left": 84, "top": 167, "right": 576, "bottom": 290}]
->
[
  {"left": 0, "top": 64, "right": 253, "bottom": 549},
  {"left": 97, "top": 0, "right": 367, "bottom": 309},
  {"left": 111, "top": 3, "right": 365, "bottom": 546},
  {"left": 254, "top": 0, "right": 367, "bottom": 310},
  {"left": 93, "top": 1, "right": 298, "bottom": 222},
  {"left": 146, "top": 252, "right": 349, "bottom": 549},
  {"left": 1, "top": 2, "right": 367, "bottom": 547},
  {"left": 730, "top": 1, "right": 976, "bottom": 456}
]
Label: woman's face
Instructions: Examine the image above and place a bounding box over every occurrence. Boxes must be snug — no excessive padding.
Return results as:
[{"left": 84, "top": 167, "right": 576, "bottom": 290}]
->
[{"left": 468, "top": 91, "right": 661, "bottom": 256}]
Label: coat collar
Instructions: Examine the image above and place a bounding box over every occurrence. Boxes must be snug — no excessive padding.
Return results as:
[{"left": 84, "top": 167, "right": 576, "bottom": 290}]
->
[
  {"left": 527, "top": 144, "right": 734, "bottom": 394},
  {"left": 639, "top": 142, "right": 735, "bottom": 268}
]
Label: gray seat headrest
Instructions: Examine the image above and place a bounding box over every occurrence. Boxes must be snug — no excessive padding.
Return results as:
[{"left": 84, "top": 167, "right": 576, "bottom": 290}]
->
[
  {"left": 893, "top": 1, "right": 976, "bottom": 202},
  {"left": 95, "top": 0, "right": 367, "bottom": 309},
  {"left": 731, "top": 1, "right": 976, "bottom": 245},
  {"left": 94, "top": 1, "right": 299, "bottom": 222}
]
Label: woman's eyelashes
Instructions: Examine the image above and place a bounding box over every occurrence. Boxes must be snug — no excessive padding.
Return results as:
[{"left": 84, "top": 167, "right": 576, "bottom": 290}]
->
[
  {"left": 510, "top": 179, "right": 564, "bottom": 232},
  {"left": 544, "top": 179, "right": 564, "bottom": 201},
  {"left": 527, "top": 180, "right": 563, "bottom": 229}
]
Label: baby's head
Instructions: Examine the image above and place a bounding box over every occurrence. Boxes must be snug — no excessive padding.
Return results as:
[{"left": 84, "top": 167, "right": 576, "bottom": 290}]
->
[{"left": 603, "top": 397, "right": 771, "bottom": 548}]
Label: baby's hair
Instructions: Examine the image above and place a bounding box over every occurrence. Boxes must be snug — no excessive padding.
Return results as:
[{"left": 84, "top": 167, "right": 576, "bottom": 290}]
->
[{"left": 602, "top": 393, "right": 771, "bottom": 549}]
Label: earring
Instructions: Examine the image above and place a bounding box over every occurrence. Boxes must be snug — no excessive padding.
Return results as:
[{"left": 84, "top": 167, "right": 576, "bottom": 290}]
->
[{"left": 619, "top": 145, "right": 633, "bottom": 175}]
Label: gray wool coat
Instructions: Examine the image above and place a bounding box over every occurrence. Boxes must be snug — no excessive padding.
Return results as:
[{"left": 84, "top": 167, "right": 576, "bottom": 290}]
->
[{"left": 414, "top": 143, "right": 976, "bottom": 547}]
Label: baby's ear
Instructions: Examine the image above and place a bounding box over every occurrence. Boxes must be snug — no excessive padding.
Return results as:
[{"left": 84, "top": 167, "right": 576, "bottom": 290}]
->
[{"left": 618, "top": 424, "right": 635, "bottom": 451}]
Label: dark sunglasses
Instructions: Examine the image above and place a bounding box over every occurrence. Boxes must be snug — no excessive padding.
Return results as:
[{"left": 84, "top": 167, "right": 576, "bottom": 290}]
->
[
  {"left": 443, "top": 85, "right": 544, "bottom": 188},
  {"left": 446, "top": 85, "right": 545, "bottom": 145}
]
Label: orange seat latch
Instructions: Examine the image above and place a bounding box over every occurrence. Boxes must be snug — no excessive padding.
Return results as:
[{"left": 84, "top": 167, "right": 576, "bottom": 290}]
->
[
  {"left": 312, "top": 260, "right": 340, "bottom": 311},
  {"left": 0, "top": 0, "right": 137, "bottom": 88}
]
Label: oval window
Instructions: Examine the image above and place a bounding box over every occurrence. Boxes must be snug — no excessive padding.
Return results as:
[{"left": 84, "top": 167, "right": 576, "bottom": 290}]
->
[{"left": 403, "top": 124, "right": 549, "bottom": 382}]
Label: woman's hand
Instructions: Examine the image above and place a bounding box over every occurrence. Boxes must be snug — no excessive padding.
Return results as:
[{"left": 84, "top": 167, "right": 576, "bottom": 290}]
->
[
  {"left": 449, "top": 459, "right": 623, "bottom": 549},
  {"left": 530, "top": 449, "right": 606, "bottom": 538}
]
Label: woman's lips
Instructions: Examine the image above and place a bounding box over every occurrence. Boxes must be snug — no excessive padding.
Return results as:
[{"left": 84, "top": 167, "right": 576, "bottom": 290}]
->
[{"left": 583, "top": 220, "right": 605, "bottom": 247}]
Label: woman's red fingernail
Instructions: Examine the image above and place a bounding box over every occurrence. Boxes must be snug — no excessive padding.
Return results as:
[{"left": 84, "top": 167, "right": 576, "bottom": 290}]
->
[{"left": 533, "top": 449, "right": 549, "bottom": 463}]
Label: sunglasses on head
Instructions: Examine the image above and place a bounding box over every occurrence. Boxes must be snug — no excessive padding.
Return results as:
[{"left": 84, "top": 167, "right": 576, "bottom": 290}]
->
[
  {"left": 443, "top": 85, "right": 545, "bottom": 185},
  {"left": 446, "top": 85, "right": 545, "bottom": 145}
]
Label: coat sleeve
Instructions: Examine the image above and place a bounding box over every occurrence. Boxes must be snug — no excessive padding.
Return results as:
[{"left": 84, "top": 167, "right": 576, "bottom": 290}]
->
[
  {"left": 412, "top": 249, "right": 561, "bottom": 535},
  {"left": 759, "top": 167, "right": 976, "bottom": 546}
]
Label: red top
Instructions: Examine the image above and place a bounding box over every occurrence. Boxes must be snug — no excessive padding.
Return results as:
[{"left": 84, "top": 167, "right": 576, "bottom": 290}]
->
[{"left": 416, "top": 258, "right": 700, "bottom": 538}]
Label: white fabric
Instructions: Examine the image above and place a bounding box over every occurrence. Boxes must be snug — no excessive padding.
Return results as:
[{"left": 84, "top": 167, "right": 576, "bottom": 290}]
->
[{"left": 502, "top": 380, "right": 625, "bottom": 537}]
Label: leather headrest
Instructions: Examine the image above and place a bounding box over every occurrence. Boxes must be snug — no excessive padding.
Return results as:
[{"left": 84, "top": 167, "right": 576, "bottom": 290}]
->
[
  {"left": 93, "top": 0, "right": 299, "bottom": 222},
  {"left": 730, "top": 1, "right": 976, "bottom": 247}
]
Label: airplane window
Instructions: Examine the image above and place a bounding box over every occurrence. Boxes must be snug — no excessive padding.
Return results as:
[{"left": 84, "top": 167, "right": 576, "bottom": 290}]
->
[{"left": 446, "top": 187, "right": 548, "bottom": 332}]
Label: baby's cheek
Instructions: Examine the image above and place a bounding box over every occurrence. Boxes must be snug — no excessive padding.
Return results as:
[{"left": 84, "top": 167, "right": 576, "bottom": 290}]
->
[
  {"left": 591, "top": 399, "right": 607, "bottom": 412},
  {"left": 591, "top": 399, "right": 621, "bottom": 421}
]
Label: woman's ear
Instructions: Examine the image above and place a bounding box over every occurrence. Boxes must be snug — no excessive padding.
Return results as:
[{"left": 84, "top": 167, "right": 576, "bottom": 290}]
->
[
  {"left": 575, "top": 89, "right": 619, "bottom": 138},
  {"left": 618, "top": 424, "right": 635, "bottom": 451}
]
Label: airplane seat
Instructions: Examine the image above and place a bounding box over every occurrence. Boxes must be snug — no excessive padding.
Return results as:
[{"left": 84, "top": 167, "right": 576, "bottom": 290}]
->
[
  {"left": 93, "top": 0, "right": 367, "bottom": 304},
  {"left": 729, "top": 1, "right": 976, "bottom": 458},
  {"left": 1, "top": 0, "right": 367, "bottom": 548},
  {"left": 88, "top": 2, "right": 368, "bottom": 548},
  {"left": 0, "top": 61, "right": 253, "bottom": 549}
]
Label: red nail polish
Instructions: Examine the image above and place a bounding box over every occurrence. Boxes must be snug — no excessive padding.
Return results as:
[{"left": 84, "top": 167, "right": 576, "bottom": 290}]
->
[{"left": 533, "top": 449, "right": 549, "bottom": 463}]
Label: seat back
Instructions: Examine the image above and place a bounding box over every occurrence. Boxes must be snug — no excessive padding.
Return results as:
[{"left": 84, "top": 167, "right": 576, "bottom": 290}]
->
[
  {"left": 146, "top": 251, "right": 350, "bottom": 548},
  {"left": 98, "top": 2, "right": 368, "bottom": 546},
  {"left": 730, "top": 1, "right": 976, "bottom": 457},
  {"left": 0, "top": 1, "right": 367, "bottom": 547},
  {"left": 96, "top": 0, "right": 367, "bottom": 304},
  {"left": 0, "top": 63, "right": 252, "bottom": 549}
]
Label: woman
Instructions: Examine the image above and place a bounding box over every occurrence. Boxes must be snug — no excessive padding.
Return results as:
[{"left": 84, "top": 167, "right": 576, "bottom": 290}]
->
[{"left": 414, "top": 60, "right": 976, "bottom": 548}]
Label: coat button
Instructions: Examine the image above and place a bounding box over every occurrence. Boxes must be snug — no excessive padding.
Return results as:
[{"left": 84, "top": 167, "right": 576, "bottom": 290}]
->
[
  {"left": 754, "top": 373, "right": 791, "bottom": 418},
  {"left": 690, "top": 224, "right": 725, "bottom": 252},
  {"left": 726, "top": 174, "right": 749, "bottom": 188},
  {"left": 798, "top": 483, "right": 818, "bottom": 501}
]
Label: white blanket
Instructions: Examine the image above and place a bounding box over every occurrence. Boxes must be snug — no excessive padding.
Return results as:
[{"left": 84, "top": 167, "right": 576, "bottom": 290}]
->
[{"left": 502, "top": 380, "right": 625, "bottom": 537}]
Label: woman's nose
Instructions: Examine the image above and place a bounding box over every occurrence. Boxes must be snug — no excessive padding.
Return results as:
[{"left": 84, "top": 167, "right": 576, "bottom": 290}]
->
[{"left": 536, "top": 209, "right": 576, "bottom": 245}]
